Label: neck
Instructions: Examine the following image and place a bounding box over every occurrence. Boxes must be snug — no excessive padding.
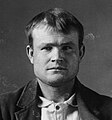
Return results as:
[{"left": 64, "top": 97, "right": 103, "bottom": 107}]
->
[{"left": 37, "top": 78, "right": 75, "bottom": 103}]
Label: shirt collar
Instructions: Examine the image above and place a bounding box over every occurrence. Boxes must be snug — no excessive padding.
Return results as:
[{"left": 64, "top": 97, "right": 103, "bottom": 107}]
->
[
  {"left": 64, "top": 93, "right": 78, "bottom": 107},
  {"left": 38, "top": 96, "right": 54, "bottom": 107},
  {"left": 38, "top": 93, "right": 77, "bottom": 108}
]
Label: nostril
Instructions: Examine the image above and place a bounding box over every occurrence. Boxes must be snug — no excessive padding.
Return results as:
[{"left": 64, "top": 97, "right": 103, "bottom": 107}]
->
[
  {"left": 51, "top": 59, "right": 55, "bottom": 62},
  {"left": 51, "top": 59, "right": 64, "bottom": 63}
]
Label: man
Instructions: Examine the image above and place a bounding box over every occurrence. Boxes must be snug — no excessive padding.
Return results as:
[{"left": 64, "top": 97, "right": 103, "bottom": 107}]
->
[{"left": 0, "top": 8, "right": 112, "bottom": 120}]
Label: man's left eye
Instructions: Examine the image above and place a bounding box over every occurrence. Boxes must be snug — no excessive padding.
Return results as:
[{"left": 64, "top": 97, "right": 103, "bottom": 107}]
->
[{"left": 62, "top": 46, "right": 72, "bottom": 51}]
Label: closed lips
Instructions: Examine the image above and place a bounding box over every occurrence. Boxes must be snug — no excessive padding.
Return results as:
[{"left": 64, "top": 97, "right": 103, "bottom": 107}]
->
[{"left": 47, "top": 67, "right": 67, "bottom": 70}]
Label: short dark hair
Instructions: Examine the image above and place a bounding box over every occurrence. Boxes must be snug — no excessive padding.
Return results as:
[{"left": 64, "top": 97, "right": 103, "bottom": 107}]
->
[{"left": 25, "top": 8, "right": 84, "bottom": 49}]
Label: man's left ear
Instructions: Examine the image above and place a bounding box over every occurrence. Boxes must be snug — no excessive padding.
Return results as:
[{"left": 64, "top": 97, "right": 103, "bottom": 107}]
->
[{"left": 79, "top": 44, "right": 85, "bottom": 61}]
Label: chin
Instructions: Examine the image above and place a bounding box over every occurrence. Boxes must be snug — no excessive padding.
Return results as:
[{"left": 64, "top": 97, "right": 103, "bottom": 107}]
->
[{"left": 46, "top": 75, "right": 68, "bottom": 86}]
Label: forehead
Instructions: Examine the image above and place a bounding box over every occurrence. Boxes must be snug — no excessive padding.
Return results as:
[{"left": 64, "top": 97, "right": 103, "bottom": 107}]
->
[{"left": 32, "top": 25, "right": 79, "bottom": 45}]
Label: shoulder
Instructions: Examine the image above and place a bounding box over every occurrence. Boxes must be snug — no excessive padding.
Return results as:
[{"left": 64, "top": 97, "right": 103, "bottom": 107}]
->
[
  {"left": 0, "top": 86, "right": 24, "bottom": 107},
  {"left": 78, "top": 81, "right": 112, "bottom": 118},
  {"left": 80, "top": 81, "right": 112, "bottom": 105},
  {"left": 0, "top": 83, "right": 27, "bottom": 120},
  {"left": 77, "top": 79, "right": 112, "bottom": 102}
]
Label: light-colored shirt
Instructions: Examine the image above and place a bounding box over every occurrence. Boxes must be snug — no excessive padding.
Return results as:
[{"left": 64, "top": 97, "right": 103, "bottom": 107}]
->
[{"left": 38, "top": 94, "right": 81, "bottom": 120}]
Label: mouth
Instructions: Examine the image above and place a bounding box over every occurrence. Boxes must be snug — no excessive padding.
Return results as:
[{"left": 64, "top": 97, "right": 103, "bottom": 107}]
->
[{"left": 47, "top": 67, "right": 67, "bottom": 71}]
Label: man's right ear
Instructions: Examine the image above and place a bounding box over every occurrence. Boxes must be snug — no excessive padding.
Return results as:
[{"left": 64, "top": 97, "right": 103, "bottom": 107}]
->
[{"left": 26, "top": 45, "right": 34, "bottom": 64}]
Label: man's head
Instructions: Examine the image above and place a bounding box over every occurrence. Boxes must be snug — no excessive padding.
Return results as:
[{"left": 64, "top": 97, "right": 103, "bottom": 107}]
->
[{"left": 26, "top": 8, "right": 85, "bottom": 86}]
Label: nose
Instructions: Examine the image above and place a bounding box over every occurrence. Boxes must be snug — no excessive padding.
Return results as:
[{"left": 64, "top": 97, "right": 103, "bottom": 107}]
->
[{"left": 51, "top": 48, "right": 64, "bottom": 63}]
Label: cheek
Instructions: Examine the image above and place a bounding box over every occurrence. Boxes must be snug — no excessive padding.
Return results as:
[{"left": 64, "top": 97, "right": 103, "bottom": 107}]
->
[
  {"left": 68, "top": 54, "right": 80, "bottom": 67},
  {"left": 33, "top": 53, "right": 49, "bottom": 67}
]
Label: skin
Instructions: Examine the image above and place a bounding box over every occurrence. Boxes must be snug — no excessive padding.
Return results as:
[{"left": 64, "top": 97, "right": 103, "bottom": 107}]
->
[{"left": 27, "top": 25, "right": 84, "bottom": 102}]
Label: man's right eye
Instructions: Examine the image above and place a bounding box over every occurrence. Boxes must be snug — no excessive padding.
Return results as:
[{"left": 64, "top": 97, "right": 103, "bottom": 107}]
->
[{"left": 41, "top": 46, "right": 52, "bottom": 51}]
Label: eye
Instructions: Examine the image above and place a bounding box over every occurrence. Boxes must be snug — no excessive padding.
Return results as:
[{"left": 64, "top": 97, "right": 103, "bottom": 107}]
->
[
  {"left": 62, "top": 46, "right": 72, "bottom": 52},
  {"left": 41, "top": 46, "right": 52, "bottom": 51}
]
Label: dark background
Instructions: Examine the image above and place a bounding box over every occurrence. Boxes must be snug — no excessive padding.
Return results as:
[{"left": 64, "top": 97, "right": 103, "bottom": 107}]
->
[{"left": 0, "top": 0, "right": 112, "bottom": 97}]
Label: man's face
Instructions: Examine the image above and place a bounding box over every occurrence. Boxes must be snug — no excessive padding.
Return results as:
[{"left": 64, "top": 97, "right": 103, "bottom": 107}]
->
[{"left": 27, "top": 26, "right": 84, "bottom": 86}]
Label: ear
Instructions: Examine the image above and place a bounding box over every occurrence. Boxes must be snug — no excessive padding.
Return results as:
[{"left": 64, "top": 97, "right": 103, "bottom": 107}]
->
[
  {"left": 26, "top": 45, "right": 34, "bottom": 64},
  {"left": 79, "top": 44, "right": 85, "bottom": 61}
]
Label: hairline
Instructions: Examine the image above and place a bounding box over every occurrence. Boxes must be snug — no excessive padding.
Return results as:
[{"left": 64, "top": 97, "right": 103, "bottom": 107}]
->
[{"left": 27, "top": 23, "right": 82, "bottom": 49}]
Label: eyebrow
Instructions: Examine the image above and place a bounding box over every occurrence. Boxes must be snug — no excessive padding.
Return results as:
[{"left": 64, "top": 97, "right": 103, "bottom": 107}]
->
[
  {"left": 61, "top": 42, "right": 75, "bottom": 46},
  {"left": 39, "top": 41, "right": 76, "bottom": 47}
]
